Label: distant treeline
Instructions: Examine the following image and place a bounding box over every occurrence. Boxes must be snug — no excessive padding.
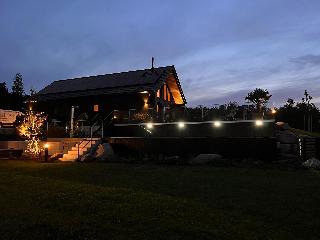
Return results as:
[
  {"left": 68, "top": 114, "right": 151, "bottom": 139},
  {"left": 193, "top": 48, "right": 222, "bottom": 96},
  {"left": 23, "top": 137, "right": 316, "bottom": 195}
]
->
[
  {"left": 185, "top": 90, "right": 320, "bottom": 132},
  {"left": 0, "top": 75, "right": 319, "bottom": 132},
  {"left": 0, "top": 73, "right": 33, "bottom": 111}
]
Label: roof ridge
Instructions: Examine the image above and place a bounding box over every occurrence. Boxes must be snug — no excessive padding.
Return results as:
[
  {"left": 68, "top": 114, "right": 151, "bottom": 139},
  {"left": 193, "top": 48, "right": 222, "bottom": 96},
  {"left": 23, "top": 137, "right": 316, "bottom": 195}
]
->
[{"left": 52, "top": 65, "right": 173, "bottom": 83}]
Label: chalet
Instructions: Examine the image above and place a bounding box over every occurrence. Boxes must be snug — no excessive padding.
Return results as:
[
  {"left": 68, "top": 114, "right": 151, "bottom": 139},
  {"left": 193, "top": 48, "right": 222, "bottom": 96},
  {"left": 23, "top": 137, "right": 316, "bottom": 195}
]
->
[{"left": 35, "top": 65, "right": 186, "bottom": 125}]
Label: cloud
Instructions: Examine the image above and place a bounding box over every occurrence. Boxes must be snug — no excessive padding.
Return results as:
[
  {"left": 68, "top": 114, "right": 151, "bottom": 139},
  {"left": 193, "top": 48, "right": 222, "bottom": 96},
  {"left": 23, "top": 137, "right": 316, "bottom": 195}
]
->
[
  {"left": 290, "top": 54, "right": 320, "bottom": 66},
  {"left": 1, "top": 0, "right": 320, "bottom": 105}
]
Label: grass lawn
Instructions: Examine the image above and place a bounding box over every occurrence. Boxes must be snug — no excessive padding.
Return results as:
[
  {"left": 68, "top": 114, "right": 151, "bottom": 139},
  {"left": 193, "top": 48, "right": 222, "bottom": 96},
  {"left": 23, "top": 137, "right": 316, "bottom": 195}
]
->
[{"left": 0, "top": 161, "right": 320, "bottom": 239}]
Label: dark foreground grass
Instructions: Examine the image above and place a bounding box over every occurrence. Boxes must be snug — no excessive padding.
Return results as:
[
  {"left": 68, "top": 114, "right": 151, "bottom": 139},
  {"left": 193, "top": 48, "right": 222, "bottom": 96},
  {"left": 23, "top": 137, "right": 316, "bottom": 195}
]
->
[{"left": 0, "top": 161, "right": 320, "bottom": 239}]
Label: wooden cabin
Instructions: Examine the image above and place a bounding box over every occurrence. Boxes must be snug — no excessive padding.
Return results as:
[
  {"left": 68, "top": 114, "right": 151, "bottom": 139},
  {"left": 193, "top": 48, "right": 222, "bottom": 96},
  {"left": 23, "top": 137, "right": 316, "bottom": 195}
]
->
[{"left": 35, "top": 65, "right": 186, "bottom": 124}]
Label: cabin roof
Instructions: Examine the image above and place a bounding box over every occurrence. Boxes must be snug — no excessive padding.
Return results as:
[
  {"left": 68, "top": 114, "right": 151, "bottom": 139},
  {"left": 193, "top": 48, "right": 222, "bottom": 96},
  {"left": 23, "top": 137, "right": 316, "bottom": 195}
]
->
[{"left": 36, "top": 65, "right": 186, "bottom": 104}]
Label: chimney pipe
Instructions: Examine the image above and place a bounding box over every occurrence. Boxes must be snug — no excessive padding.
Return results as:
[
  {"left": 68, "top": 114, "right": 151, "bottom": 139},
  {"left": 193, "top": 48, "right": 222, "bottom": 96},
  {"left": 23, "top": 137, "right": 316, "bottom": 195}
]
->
[{"left": 151, "top": 57, "right": 154, "bottom": 69}]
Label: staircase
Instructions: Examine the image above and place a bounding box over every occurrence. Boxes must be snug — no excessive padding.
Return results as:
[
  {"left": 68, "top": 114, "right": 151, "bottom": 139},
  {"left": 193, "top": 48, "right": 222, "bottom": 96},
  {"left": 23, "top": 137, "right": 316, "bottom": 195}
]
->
[
  {"left": 59, "top": 110, "right": 115, "bottom": 162},
  {"left": 59, "top": 139, "right": 97, "bottom": 162}
]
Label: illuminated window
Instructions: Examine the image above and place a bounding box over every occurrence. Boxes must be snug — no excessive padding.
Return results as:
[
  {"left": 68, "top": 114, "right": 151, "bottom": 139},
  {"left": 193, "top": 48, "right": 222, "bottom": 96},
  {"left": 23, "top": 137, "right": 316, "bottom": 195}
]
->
[
  {"left": 163, "top": 85, "right": 167, "bottom": 100},
  {"left": 93, "top": 104, "right": 99, "bottom": 112},
  {"left": 157, "top": 89, "right": 160, "bottom": 98}
]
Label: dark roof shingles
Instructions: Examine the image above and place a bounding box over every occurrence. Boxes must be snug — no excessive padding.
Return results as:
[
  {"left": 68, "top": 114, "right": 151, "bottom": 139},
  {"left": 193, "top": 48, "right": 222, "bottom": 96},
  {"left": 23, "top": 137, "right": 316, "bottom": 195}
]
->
[{"left": 38, "top": 66, "right": 172, "bottom": 96}]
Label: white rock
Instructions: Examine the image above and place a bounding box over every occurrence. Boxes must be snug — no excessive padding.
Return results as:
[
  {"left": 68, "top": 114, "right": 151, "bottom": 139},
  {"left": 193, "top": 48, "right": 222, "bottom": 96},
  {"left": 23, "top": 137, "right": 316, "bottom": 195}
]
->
[
  {"left": 303, "top": 158, "right": 320, "bottom": 169},
  {"left": 190, "top": 154, "right": 223, "bottom": 165},
  {"left": 276, "top": 122, "right": 290, "bottom": 130},
  {"left": 278, "top": 131, "right": 298, "bottom": 144}
]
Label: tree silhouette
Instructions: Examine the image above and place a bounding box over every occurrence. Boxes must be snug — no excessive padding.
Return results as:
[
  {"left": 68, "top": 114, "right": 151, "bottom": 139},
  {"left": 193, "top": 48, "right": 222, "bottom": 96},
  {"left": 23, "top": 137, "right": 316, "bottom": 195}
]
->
[
  {"left": 11, "top": 73, "right": 25, "bottom": 111},
  {"left": 0, "top": 82, "right": 9, "bottom": 109},
  {"left": 12, "top": 73, "right": 24, "bottom": 96},
  {"left": 245, "top": 88, "right": 272, "bottom": 111}
]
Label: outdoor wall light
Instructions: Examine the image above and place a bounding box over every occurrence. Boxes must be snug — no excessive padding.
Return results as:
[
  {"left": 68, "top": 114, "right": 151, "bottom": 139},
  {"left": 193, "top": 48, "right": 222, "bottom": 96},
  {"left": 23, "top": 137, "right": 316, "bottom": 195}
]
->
[
  {"left": 178, "top": 122, "right": 185, "bottom": 129},
  {"left": 44, "top": 143, "right": 49, "bottom": 162},
  {"left": 255, "top": 120, "right": 263, "bottom": 127},
  {"left": 213, "top": 121, "right": 222, "bottom": 127},
  {"left": 271, "top": 109, "right": 277, "bottom": 114},
  {"left": 146, "top": 123, "right": 153, "bottom": 129}
]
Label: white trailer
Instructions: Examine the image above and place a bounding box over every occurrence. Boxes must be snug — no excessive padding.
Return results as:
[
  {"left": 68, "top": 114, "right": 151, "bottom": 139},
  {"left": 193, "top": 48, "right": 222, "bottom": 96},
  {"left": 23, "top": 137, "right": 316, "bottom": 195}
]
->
[{"left": 0, "top": 109, "right": 23, "bottom": 127}]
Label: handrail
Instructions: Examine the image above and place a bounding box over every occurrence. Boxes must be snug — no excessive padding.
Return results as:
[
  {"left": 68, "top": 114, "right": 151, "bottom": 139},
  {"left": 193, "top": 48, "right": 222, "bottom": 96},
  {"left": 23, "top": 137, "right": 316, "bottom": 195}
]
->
[
  {"left": 90, "top": 110, "right": 116, "bottom": 138},
  {"left": 77, "top": 110, "right": 116, "bottom": 161},
  {"left": 77, "top": 138, "right": 94, "bottom": 161}
]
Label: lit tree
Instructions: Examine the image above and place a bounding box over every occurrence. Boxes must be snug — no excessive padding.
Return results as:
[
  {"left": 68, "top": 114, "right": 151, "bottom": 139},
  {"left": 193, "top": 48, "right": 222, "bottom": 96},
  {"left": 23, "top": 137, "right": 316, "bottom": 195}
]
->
[{"left": 17, "top": 110, "right": 47, "bottom": 156}]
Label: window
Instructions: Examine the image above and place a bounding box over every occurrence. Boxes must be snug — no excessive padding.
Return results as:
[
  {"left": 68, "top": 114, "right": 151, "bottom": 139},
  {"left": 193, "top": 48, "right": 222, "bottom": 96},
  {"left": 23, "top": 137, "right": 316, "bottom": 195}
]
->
[{"left": 93, "top": 104, "right": 99, "bottom": 112}]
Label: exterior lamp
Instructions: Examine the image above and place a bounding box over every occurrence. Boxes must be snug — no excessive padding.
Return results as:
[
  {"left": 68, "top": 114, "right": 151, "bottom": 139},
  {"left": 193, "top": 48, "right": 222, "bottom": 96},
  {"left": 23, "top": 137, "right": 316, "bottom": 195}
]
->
[
  {"left": 146, "top": 123, "right": 153, "bottom": 129},
  {"left": 271, "top": 108, "right": 277, "bottom": 114},
  {"left": 178, "top": 122, "right": 185, "bottom": 129},
  {"left": 255, "top": 120, "right": 263, "bottom": 127},
  {"left": 44, "top": 143, "right": 49, "bottom": 162},
  {"left": 213, "top": 121, "right": 222, "bottom": 127}
]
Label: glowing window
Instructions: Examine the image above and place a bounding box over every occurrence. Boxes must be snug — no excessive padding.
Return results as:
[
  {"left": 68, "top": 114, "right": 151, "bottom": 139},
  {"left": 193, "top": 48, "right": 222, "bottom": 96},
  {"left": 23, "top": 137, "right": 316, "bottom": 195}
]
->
[{"left": 93, "top": 104, "right": 99, "bottom": 112}]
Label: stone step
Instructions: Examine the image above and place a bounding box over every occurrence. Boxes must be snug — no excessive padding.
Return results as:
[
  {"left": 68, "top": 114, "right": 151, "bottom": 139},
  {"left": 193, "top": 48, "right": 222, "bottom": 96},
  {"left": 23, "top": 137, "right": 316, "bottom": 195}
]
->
[
  {"left": 67, "top": 150, "right": 87, "bottom": 156},
  {"left": 59, "top": 156, "right": 77, "bottom": 161},
  {"left": 59, "top": 139, "right": 99, "bottom": 162}
]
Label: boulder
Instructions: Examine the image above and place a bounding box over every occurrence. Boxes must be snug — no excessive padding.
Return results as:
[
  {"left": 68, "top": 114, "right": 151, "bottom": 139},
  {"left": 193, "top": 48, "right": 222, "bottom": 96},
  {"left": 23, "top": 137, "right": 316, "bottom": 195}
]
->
[
  {"left": 276, "top": 122, "right": 290, "bottom": 130},
  {"left": 278, "top": 131, "right": 298, "bottom": 144},
  {"left": 189, "top": 154, "right": 223, "bottom": 165},
  {"left": 96, "top": 143, "right": 118, "bottom": 161},
  {"left": 278, "top": 143, "right": 299, "bottom": 154},
  {"left": 302, "top": 158, "right": 320, "bottom": 169},
  {"left": 80, "top": 141, "right": 118, "bottom": 162}
]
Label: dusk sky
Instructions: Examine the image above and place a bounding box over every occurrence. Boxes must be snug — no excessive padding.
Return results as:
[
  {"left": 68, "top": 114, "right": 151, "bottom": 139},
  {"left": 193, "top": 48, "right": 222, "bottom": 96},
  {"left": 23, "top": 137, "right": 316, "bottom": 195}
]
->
[{"left": 1, "top": 0, "right": 320, "bottom": 107}]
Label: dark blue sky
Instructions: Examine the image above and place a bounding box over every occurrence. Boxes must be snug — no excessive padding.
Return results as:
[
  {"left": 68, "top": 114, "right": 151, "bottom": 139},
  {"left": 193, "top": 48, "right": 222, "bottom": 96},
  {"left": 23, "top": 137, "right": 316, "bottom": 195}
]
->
[{"left": 1, "top": 0, "right": 320, "bottom": 106}]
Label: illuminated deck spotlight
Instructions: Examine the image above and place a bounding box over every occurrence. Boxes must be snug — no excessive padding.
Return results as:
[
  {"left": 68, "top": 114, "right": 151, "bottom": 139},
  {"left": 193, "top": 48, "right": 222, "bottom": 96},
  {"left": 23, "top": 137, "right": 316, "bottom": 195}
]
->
[
  {"left": 178, "top": 122, "right": 185, "bottom": 129},
  {"left": 255, "top": 120, "right": 263, "bottom": 127},
  {"left": 146, "top": 123, "right": 153, "bottom": 129},
  {"left": 213, "top": 121, "right": 222, "bottom": 127}
]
